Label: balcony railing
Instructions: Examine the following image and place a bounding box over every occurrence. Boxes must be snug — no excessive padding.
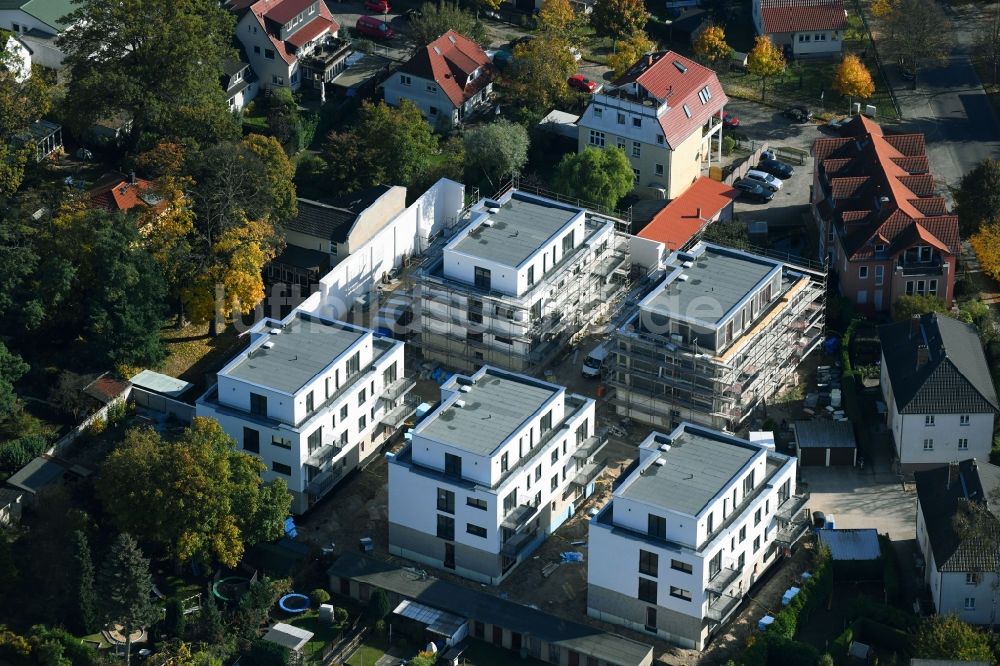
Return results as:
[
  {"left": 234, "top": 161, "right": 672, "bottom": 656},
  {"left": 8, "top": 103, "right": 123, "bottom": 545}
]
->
[
  {"left": 384, "top": 377, "right": 416, "bottom": 402},
  {"left": 501, "top": 503, "right": 538, "bottom": 531},
  {"left": 705, "top": 592, "right": 741, "bottom": 623},
  {"left": 570, "top": 461, "right": 605, "bottom": 488},
  {"left": 572, "top": 435, "right": 607, "bottom": 461},
  {"left": 706, "top": 565, "right": 741, "bottom": 594},
  {"left": 775, "top": 492, "right": 810, "bottom": 523},
  {"left": 307, "top": 464, "right": 344, "bottom": 500},
  {"left": 305, "top": 443, "right": 344, "bottom": 469},
  {"left": 380, "top": 396, "right": 419, "bottom": 428}
]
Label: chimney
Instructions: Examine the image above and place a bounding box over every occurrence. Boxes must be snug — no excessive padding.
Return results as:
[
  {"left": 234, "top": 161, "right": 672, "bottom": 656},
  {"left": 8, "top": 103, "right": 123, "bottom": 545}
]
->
[
  {"left": 909, "top": 314, "right": 921, "bottom": 339},
  {"left": 129, "top": 170, "right": 136, "bottom": 185},
  {"left": 647, "top": 55, "right": 654, "bottom": 66},
  {"left": 947, "top": 460, "right": 960, "bottom": 491},
  {"left": 916, "top": 344, "right": 929, "bottom": 370},
  {"left": 695, "top": 207, "right": 702, "bottom": 219}
]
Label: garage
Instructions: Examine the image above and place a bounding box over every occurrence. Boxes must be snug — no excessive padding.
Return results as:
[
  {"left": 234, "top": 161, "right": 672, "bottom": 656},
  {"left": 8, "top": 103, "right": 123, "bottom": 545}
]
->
[{"left": 793, "top": 420, "right": 857, "bottom": 467}]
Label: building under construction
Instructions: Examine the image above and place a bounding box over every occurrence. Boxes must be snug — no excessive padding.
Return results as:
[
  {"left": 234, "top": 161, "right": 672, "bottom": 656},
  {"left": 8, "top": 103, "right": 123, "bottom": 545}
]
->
[
  {"left": 411, "top": 189, "right": 631, "bottom": 373},
  {"left": 610, "top": 242, "right": 826, "bottom": 432}
]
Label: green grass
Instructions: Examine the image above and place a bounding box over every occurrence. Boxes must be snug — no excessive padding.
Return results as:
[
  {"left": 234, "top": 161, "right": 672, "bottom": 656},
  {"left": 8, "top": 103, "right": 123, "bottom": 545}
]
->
[
  {"left": 289, "top": 612, "right": 344, "bottom": 661},
  {"left": 345, "top": 635, "right": 391, "bottom": 666}
]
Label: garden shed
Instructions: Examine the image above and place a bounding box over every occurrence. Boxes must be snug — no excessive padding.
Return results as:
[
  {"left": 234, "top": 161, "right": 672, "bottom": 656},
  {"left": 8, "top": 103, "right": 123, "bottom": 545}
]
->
[
  {"left": 817, "top": 528, "right": 882, "bottom": 580},
  {"left": 793, "top": 420, "right": 857, "bottom": 466}
]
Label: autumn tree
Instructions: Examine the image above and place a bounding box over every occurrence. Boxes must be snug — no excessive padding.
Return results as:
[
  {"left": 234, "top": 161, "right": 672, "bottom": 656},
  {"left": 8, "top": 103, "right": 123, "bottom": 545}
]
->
[
  {"left": 972, "top": 218, "right": 1000, "bottom": 282},
  {"left": 591, "top": 0, "right": 648, "bottom": 40},
  {"left": 554, "top": 147, "right": 635, "bottom": 212},
  {"left": 501, "top": 36, "right": 578, "bottom": 115},
  {"left": 242, "top": 134, "right": 297, "bottom": 229},
  {"left": 463, "top": 120, "right": 529, "bottom": 191},
  {"left": 409, "top": 2, "right": 488, "bottom": 47},
  {"left": 97, "top": 534, "right": 159, "bottom": 666},
  {"left": 98, "top": 418, "right": 292, "bottom": 568},
  {"left": 832, "top": 53, "right": 875, "bottom": 109},
  {"left": 891, "top": 294, "right": 948, "bottom": 320},
  {"left": 913, "top": 615, "right": 994, "bottom": 663},
  {"left": 884, "top": 0, "right": 950, "bottom": 89},
  {"left": 747, "top": 35, "right": 786, "bottom": 101},
  {"left": 693, "top": 25, "right": 732, "bottom": 69},
  {"left": 607, "top": 31, "right": 656, "bottom": 78},
  {"left": 870, "top": 0, "right": 896, "bottom": 19},
  {"left": 956, "top": 159, "right": 1000, "bottom": 237},
  {"left": 976, "top": 8, "right": 1000, "bottom": 85},
  {"left": 538, "top": 0, "right": 585, "bottom": 42},
  {"left": 0, "top": 47, "right": 51, "bottom": 195}
]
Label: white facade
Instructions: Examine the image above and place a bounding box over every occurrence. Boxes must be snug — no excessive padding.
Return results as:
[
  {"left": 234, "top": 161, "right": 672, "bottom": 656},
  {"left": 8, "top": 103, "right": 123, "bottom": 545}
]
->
[
  {"left": 2, "top": 34, "right": 31, "bottom": 82},
  {"left": 387, "top": 366, "right": 603, "bottom": 584},
  {"left": 587, "top": 425, "right": 807, "bottom": 649},
  {"left": 383, "top": 70, "right": 492, "bottom": 127},
  {"left": 0, "top": 8, "right": 68, "bottom": 69},
  {"left": 196, "top": 310, "right": 411, "bottom": 514}
]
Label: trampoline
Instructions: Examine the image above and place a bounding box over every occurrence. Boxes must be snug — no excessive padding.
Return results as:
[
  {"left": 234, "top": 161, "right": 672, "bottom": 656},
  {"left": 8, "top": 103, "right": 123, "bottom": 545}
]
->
[
  {"left": 278, "top": 593, "right": 310, "bottom": 614},
  {"left": 212, "top": 576, "right": 252, "bottom": 604}
]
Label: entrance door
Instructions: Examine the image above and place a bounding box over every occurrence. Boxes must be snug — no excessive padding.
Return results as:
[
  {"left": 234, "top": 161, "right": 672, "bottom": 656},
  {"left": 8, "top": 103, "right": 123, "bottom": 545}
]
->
[
  {"left": 444, "top": 543, "right": 455, "bottom": 569},
  {"left": 874, "top": 289, "right": 883, "bottom": 311},
  {"left": 511, "top": 632, "right": 522, "bottom": 651},
  {"left": 857, "top": 290, "right": 867, "bottom": 305},
  {"left": 492, "top": 626, "right": 503, "bottom": 645},
  {"left": 568, "top": 651, "right": 580, "bottom": 666},
  {"left": 645, "top": 607, "right": 657, "bottom": 632}
]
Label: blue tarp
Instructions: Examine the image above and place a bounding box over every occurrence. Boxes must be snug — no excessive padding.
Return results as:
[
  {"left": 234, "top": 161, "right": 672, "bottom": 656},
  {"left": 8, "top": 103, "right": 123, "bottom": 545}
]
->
[
  {"left": 284, "top": 517, "right": 297, "bottom": 539},
  {"left": 560, "top": 552, "right": 583, "bottom": 563}
]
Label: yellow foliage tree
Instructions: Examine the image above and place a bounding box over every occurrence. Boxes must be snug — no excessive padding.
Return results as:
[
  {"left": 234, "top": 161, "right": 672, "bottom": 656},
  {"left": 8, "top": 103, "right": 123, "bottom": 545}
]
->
[
  {"left": 971, "top": 218, "right": 1000, "bottom": 281},
  {"left": 607, "top": 31, "right": 657, "bottom": 78},
  {"left": 747, "top": 35, "right": 786, "bottom": 101},
  {"left": 832, "top": 53, "right": 875, "bottom": 107},
  {"left": 539, "top": 0, "right": 576, "bottom": 35},
  {"left": 693, "top": 24, "right": 732, "bottom": 68},
  {"left": 137, "top": 177, "right": 195, "bottom": 323},
  {"left": 870, "top": 0, "right": 896, "bottom": 19}
]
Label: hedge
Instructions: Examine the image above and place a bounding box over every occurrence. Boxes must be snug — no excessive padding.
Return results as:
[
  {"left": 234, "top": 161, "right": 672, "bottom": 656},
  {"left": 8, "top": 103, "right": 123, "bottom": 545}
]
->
[
  {"left": 832, "top": 617, "right": 912, "bottom": 662},
  {"left": 877, "top": 534, "right": 901, "bottom": 603},
  {"left": 848, "top": 597, "right": 918, "bottom": 632}
]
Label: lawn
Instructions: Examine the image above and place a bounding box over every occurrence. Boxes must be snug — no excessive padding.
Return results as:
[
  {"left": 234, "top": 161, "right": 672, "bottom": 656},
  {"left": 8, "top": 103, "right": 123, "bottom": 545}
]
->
[
  {"left": 289, "top": 611, "right": 345, "bottom": 662},
  {"left": 160, "top": 321, "right": 244, "bottom": 390},
  {"left": 345, "top": 635, "right": 393, "bottom": 666}
]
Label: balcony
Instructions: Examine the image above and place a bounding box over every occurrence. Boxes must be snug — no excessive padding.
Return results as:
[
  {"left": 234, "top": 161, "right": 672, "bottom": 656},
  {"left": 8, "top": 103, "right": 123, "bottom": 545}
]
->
[
  {"left": 500, "top": 531, "right": 534, "bottom": 557},
  {"left": 384, "top": 377, "right": 416, "bottom": 402},
  {"left": 305, "top": 442, "right": 344, "bottom": 469},
  {"left": 896, "top": 257, "right": 944, "bottom": 276},
  {"left": 775, "top": 492, "right": 810, "bottom": 523},
  {"left": 572, "top": 435, "right": 607, "bottom": 461},
  {"left": 307, "top": 464, "right": 345, "bottom": 500},
  {"left": 706, "top": 566, "right": 741, "bottom": 594},
  {"left": 705, "top": 592, "right": 741, "bottom": 623},
  {"left": 501, "top": 503, "right": 538, "bottom": 531},
  {"left": 570, "top": 461, "right": 606, "bottom": 488},
  {"left": 379, "top": 395, "right": 420, "bottom": 428}
]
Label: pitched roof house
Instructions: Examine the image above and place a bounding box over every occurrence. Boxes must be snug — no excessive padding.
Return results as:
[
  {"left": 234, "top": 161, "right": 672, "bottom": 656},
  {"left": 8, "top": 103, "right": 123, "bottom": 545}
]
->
[
  {"left": 221, "top": 59, "right": 258, "bottom": 112},
  {"left": 878, "top": 313, "right": 999, "bottom": 470},
  {"left": 87, "top": 172, "right": 167, "bottom": 215},
  {"left": 752, "top": 0, "right": 848, "bottom": 57},
  {"left": 383, "top": 30, "right": 496, "bottom": 128},
  {"left": 0, "top": 0, "right": 74, "bottom": 68},
  {"left": 812, "top": 115, "right": 959, "bottom": 312},
  {"left": 637, "top": 177, "right": 738, "bottom": 250}
]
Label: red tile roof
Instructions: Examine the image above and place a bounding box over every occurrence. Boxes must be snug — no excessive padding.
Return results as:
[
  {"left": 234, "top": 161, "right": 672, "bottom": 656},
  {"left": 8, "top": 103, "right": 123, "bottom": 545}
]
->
[
  {"left": 812, "top": 115, "right": 959, "bottom": 261},
  {"left": 398, "top": 30, "right": 496, "bottom": 108},
  {"left": 263, "top": 0, "right": 314, "bottom": 23},
  {"left": 246, "top": 0, "right": 339, "bottom": 65},
  {"left": 608, "top": 51, "right": 728, "bottom": 150},
  {"left": 88, "top": 173, "right": 167, "bottom": 214},
  {"left": 759, "top": 0, "right": 848, "bottom": 34},
  {"left": 638, "top": 177, "right": 738, "bottom": 250},
  {"left": 285, "top": 14, "right": 331, "bottom": 47}
]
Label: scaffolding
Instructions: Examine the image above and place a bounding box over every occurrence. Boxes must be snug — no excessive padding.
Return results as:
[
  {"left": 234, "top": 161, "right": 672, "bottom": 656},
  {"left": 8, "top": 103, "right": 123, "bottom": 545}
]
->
[{"left": 609, "top": 252, "right": 828, "bottom": 433}]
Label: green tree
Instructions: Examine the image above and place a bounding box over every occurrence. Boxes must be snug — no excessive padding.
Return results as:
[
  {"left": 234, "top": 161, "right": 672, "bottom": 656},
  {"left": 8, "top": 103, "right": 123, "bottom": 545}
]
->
[
  {"left": 885, "top": 0, "right": 950, "bottom": 89},
  {"left": 97, "top": 534, "right": 160, "bottom": 666},
  {"left": 0, "top": 341, "right": 27, "bottom": 424},
  {"left": 975, "top": 7, "right": 1000, "bottom": 85},
  {"left": 553, "top": 147, "right": 635, "bottom": 212},
  {"left": 891, "top": 294, "right": 948, "bottom": 321},
  {"left": 0, "top": 212, "right": 40, "bottom": 320},
  {"left": 958, "top": 299, "right": 998, "bottom": 344},
  {"left": 0, "top": 535, "right": 17, "bottom": 601},
  {"left": 261, "top": 89, "right": 304, "bottom": 154},
  {"left": 242, "top": 134, "right": 298, "bottom": 228},
  {"left": 74, "top": 531, "right": 99, "bottom": 635},
  {"left": 310, "top": 589, "right": 331, "bottom": 606},
  {"left": 500, "top": 36, "right": 577, "bottom": 115},
  {"left": 0, "top": 50, "right": 51, "bottom": 195},
  {"left": 196, "top": 596, "right": 225, "bottom": 644},
  {"left": 368, "top": 588, "right": 392, "bottom": 620},
  {"left": 97, "top": 418, "right": 292, "bottom": 568},
  {"left": 244, "top": 641, "right": 289, "bottom": 666},
  {"left": 57, "top": 0, "right": 239, "bottom": 146},
  {"left": 163, "top": 598, "right": 187, "bottom": 640},
  {"left": 591, "top": 0, "right": 648, "bottom": 40},
  {"left": 409, "top": 3, "right": 488, "bottom": 47},
  {"left": 913, "top": 615, "right": 994, "bottom": 663},
  {"left": 747, "top": 35, "right": 786, "bottom": 101},
  {"left": 232, "top": 579, "right": 283, "bottom": 644},
  {"left": 463, "top": 120, "right": 529, "bottom": 191},
  {"left": 956, "top": 159, "right": 1000, "bottom": 237}
]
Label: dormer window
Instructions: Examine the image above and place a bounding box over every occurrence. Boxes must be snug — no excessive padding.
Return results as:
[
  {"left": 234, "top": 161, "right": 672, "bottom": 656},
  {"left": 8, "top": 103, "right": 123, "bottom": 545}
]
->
[
  {"left": 697, "top": 86, "right": 711, "bottom": 104},
  {"left": 874, "top": 243, "right": 885, "bottom": 253}
]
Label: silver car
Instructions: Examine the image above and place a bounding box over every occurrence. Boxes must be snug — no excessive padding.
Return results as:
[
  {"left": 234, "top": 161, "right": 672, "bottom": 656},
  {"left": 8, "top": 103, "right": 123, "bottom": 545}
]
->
[{"left": 745, "top": 169, "right": 783, "bottom": 192}]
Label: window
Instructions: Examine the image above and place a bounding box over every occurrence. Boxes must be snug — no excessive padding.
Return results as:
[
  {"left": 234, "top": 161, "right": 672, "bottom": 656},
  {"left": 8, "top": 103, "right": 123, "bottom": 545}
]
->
[
  {"left": 588, "top": 130, "right": 605, "bottom": 147},
  {"left": 474, "top": 266, "right": 491, "bottom": 290},
  {"left": 925, "top": 415, "right": 935, "bottom": 426},
  {"left": 254, "top": 45, "right": 260, "bottom": 54},
  {"left": 550, "top": 449, "right": 558, "bottom": 465},
  {"left": 632, "top": 117, "right": 642, "bottom": 128},
  {"left": 339, "top": 405, "right": 349, "bottom": 422},
  {"left": 358, "top": 387, "right": 367, "bottom": 406},
  {"left": 959, "top": 438, "right": 969, "bottom": 451},
  {"left": 638, "top": 578, "right": 657, "bottom": 603},
  {"left": 919, "top": 246, "right": 932, "bottom": 262},
  {"left": 709, "top": 551, "right": 722, "bottom": 579},
  {"left": 875, "top": 265, "right": 884, "bottom": 286},
  {"left": 303, "top": 391, "right": 314, "bottom": 413},
  {"left": 503, "top": 490, "right": 517, "bottom": 515},
  {"left": 307, "top": 428, "right": 322, "bottom": 453},
  {"left": 467, "top": 523, "right": 487, "bottom": 537},
  {"left": 347, "top": 351, "right": 360, "bottom": 376},
  {"left": 399, "top": 74, "right": 411, "bottom": 85},
  {"left": 551, "top": 474, "right": 558, "bottom": 491},
  {"left": 737, "top": 552, "right": 745, "bottom": 570},
  {"left": 967, "top": 573, "right": 980, "bottom": 585},
  {"left": 496, "top": 335, "right": 513, "bottom": 345},
  {"left": 426, "top": 83, "right": 438, "bottom": 92},
  {"left": 383, "top": 362, "right": 397, "bottom": 387},
  {"left": 250, "top": 393, "right": 267, "bottom": 416},
  {"left": 562, "top": 233, "right": 574, "bottom": 254},
  {"left": 906, "top": 281, "right": 915, "bottom": 296},
  {"left": 535, "top": 464, "right": 542, "bottom": 482},
  {"left": 683, "top": 104, "right": 692, "bottom": 118},
  {"left": 617, "top": 112, "right": 625, "bottom": 124},
  {"left": 961, "top": 415, "right": 971, "bottom": 426},
  {"left": 467, "top": 496, "right": 487, "bottom": 510},
  {"left": 669, "top": 586, "right": 691, "bottom": 601},
  {"left": 429, "top": 106, "right": 438, "bottom": 116},
  {"left": 594, "top": 107, "right": 603, "bottom": 118},
  {"left": 743, "top": 470, "right": 755, "bottom": 494},
  {"left": 437, "top": 488, "right": 455, "bottom": 513},
  {"left": 965, "top": 597, "right": 976, "bottom": 611},
  {"left": 923, "top": 438, "right": 934, "bottom": 451},
  {"left": 706, "top": 512, "right": 714, "bottom": 534},
  {"left": 500, "top": 452, "right": 509, "bottom": 473},
  {"left": 929, "top": 279, "right": 938, "bottom": 295},
  {"left": 271, "top": 435, "right": 291, "bottom": 450},
  {"left": 645, "top": 607, "right": 657, "bottom": 632},
  {"left": 655, "top": 163, "right": 664, "bottom": 176},
  {"left": 265, "top": 48, "right": 275, "bottom": 59},
  {"left": 648, "top": 514, "right": 667, "bottom": 539},
  {"left": 437, "top": 514, "right": 455, "bottom": 540},
  {"left": 739, "top": 525, "right": 747, "bottom": 543},
  {"left": 632, "top": 141, "right": 641, "bottom": 158},
  {"left": 656, "top": 134, "right": 664, "bottom": 145},
  {"left": 272, "top": 462, "right": 291, "bottom": 475},
  {"left": 526, "top": 265, "right": 535, "bottom": 286},
  {"left": 358, "top": 414, "right": 366, "bottom": 430},
  {"left": 632, "top": 168, "right": 640, "bottom": 182},
  {"left": 243, "top": 428, "right": 260, "bottom": 454},
  {"left": 639, "top": 550, "right": 658, "bottom": 576},
  {"left": 670, "top": 559, "right": 693, "bottom": 574},
  {"left": 445, "top": 453, "right": 462, "bottom": 477},
  {"left": 754, "top": 508, "right": 762, "bottom": 526},
  {"left": 753, "top": 535, "right": 761, "bottom": 553},
  {"left": 859, "top": 266, "right": 869, "bottom": 279},
  {"left": 466, "top": 330, "right": 483, "bottom": 343}
]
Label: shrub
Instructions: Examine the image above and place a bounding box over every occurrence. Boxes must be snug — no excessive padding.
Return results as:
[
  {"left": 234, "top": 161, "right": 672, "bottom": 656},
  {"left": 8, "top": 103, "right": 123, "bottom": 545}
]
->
[
  {"left": 86, "top": 417, "right": 106, "bottom": 436},
  {"left": 333, "top": 607, "right": 348, "bottom": 625},
  {"left": 310, "top": 589, "right": 330, "bottom": 606},
  {"left": 877, "top": 534, "right": 901, "bottom": 603},
  {"left": 767, "top": 637, "right": 819, "bottom": 666},
  {"left": 722, "top": 135, "right": 736, "bottom": 156},
  {"left": 832, "top": 625, "right": 854, "bottom": 662},
  {"left": 244, "top": 640, "right": 289, "bottom": 666},
  {"left": 0, "top": 434, "right": 49, "bottom": 473},
  {"left": 106, "top": 400, "right": 129, "bottom": 425}
]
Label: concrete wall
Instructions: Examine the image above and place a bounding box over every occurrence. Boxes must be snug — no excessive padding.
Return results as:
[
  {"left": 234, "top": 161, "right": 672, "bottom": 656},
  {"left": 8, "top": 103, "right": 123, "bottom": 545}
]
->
[
  {"left": 629, "top": 235, "right": 666, "bottom": 271},
  {"left": 346, "top": 186, "right": 408, "bottom": 253}
]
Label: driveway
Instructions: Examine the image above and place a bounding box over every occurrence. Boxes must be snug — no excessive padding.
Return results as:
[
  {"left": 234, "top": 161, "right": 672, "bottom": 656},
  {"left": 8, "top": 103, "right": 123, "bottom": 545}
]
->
[{"left": 800, "top": 464, "right": 917, "bottom": 539}]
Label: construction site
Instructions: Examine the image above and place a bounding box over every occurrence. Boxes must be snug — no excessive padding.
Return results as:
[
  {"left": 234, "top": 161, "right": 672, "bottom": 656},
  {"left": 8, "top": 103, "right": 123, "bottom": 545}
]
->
[{"left": 609, "top": 242, "right": 827, "bottom": 433}]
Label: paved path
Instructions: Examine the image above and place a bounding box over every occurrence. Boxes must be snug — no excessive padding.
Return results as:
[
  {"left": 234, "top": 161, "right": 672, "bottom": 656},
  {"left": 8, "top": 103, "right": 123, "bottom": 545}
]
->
[{"left": 801, "top": 463, "right": 917, "bottom": 539}]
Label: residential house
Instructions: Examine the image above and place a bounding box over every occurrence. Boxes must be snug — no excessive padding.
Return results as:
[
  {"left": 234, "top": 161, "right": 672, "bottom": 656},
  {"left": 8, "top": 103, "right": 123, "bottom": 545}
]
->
[
  {"left": 382, "top": 30, "right": 496, "bottom": 128},
  {"left": 269, "top": 185, "right": 406, "bottom": 288},
  {"left": 387, "top": 366, "right": 604, "bottom": 584},
  {"left": 87, "top": 171, "right": 166, "bottom": 215},
  {"left": 86, "top": 112, "right": 133, "bottom": 147},
  {"left": 0, "top": 0, "right": 73, "bottom": 69},
  {"left": 576, "top": 51, "right": 728, "bottom": 199},
  {"left": 915, "top": 460, "right": 1000, "bottom": 624},
  {"left": 196, "top": 310, "right": 413, "bottom": 513},
  {"left": 587, "top": 424, "right": 809, "bottom": 649},
  {"left": 0, "top": 488, "right": 23, "bottom": 526},
  {"left": 752, "top": 0, "right": 848, "bottom": 58},
  {"left": 233, "top": 0, "right": 343, "bottom": 91},
  {"left": 812, "top": 115, "right": 959, "bottom": 311},
  {"left": 610, "top": 242, "right": 826, "bottom": 432},
  {"left": 878, "top": 313, "right": 999, "bottom": 472},
  {"left": 413, "top": 189, "right": 629, "bottom": 373},
  {"left": 222, "top": 59, "right": 258, "bottom": 112},
  {"left": 1, "top": 30, "right": 31, "bottom": 82},
  {"left": 636, "top": 177, "right": 737, "bottom": 251}
]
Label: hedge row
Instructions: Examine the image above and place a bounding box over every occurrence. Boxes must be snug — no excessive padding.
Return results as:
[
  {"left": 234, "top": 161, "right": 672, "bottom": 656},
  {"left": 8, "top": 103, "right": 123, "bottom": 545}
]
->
[
  {"left": 877, "top": 534, "right": 901, "bottom": 604},
  {"left": 832, "top": 617, "right": 912, "bottom": 662}
]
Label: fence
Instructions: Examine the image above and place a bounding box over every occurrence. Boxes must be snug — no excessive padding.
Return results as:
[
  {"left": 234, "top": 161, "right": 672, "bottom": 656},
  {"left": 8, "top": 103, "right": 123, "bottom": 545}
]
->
[
  {"left": 49, "top": 389, "right": 131, "bottom": 456},
  {"left": 851, "top": 0, "right": 903, "bottom": 119},
  {"left": 321, "top": 623, "right": 367, "bottom": 665},
  {"left": 722, "top": 142, "right": 771, "bottom": 185},
  {"left": 131, "top": 387, "right": 195, "bottom": 422}
]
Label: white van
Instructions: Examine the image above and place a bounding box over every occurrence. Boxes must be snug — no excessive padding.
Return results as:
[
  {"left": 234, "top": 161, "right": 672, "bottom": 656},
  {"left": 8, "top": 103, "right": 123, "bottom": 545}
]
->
[{"left": 582, "top": 344, "right": 610, "bottom": 378}]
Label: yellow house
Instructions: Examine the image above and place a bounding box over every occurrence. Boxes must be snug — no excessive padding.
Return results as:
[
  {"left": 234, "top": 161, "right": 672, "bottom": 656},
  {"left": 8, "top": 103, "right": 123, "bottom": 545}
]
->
[{"left": 577, "top": 51, "right": 729, "bottom": 200}]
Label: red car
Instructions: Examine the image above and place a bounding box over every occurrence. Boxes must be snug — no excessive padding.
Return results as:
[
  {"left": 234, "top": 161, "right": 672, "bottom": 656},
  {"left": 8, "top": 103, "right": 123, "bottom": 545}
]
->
[
  {"left": 568, "top": 73, "right": 598, "bottom": 93},
  {"left": 356, "top": 15, "right": 395, "bottom": 38},
  {"left": 719, "top": 111, "right": 740, "bottom": 128},
  {"left": 364, "top": 0, "right": 390, "bottom": 12}
]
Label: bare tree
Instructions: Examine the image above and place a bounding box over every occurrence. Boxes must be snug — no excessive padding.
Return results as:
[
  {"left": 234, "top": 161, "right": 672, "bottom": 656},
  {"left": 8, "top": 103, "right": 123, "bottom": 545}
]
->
[
  {"left": 884, "top": 0, "right": 951, "bottom": 89},
  {"left": 975, "top": 7, "right": 1000, "bottom": 86}
]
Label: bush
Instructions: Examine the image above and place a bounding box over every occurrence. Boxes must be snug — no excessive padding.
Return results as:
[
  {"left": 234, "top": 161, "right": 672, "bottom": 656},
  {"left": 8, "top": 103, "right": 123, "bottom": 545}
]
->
[
  {"left": 106, "top": 400, "right": 129, "bottom": 425},
  {"left": 877, "top": 534, "right": 901, "bottom": 603},
  {"left": 86, "top": 417, "right": 106, "bottom": 436},
  {"left": 832, "top": 625, "right": 854, "bottom": 662},
  {"left": 767, "top": 637, "right": 819, "bottom": 666},
  {"left": 991, "top": 435, "right": 1000, "bottom": 465},
  {"left": 333, "top": 607, "right": 348, "bottom": 625},
  {"left": 0, "top": 434, "right": 48, "bottom": 473},
  {"left": 244, "top": 640, "right": 289, "bottom": 666},
  {"left": 722, "top": 135, "right": 736, "bottom": 156},
  {"left": 310, "top": 588, "right": 330, "bottom": 606}
]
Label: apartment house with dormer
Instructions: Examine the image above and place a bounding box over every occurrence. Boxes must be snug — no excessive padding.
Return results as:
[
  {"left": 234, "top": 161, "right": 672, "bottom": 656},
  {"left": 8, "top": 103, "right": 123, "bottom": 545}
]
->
[
  {"left": 576, "top": 51, "right": 728, "bottom": 199},
  {"left": 587, "top": 425, "right": 809, "bottom": 649},
  {"left": 387, "top": 366, "right": 604, "bottom": 584},
  {"left": 196, "top": 310, "right": 413, "bottom": 513},
  {"left": 812, "top": 115, "right": 959, "bottom": 312},
  {"left": 752, "top": 0, "right": 848, "bottom": 58},
  {"left": 233, "top": 0, "right": 345, "bottom": 91}
]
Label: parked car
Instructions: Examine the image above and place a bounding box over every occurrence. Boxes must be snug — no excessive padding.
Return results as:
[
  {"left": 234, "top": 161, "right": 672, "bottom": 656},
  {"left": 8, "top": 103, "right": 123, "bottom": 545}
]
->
[
  {"left": 826, "top": 116, "right": 850, "bottom": 132},
  {"left": 784, "top": 105, "right": 813, "bottom": 123},
  {"left": 355, "top": 15, "right": 395, "bottom": 38},
  {"left": 568, "top": 73, "right": 598, "bottom": 93},
  {"left": 745, "top": 169, "right": 783, "bottom": 191},
  {"left": 734, "top": 179, "right": 774, "bottom": 203},
  {"left": 720, "top": 111, "right": 740, "bottom": 128},
  {"left": 757, "top": 158, "right": 794, "bottom": 179},
  {"left": 364, "top": 0, "right": 391, "bottom": 12}
]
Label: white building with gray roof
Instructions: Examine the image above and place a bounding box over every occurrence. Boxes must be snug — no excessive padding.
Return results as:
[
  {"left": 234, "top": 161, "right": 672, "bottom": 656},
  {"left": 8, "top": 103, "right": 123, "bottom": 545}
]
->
[
  {"left": 610, "top": 242, "right": 826, "bottom": 432},
  {"left": 587, "top": 423, "right": 809, "bottom": 649},
  {"left": 412, "top": 189, "right": 629, "bottom": 373},
  {"left": 196, "top": 310, "right": 413, "bottom": 513},
  {"left": 387, "top": 365, "right": 604, "bottom": 584}
]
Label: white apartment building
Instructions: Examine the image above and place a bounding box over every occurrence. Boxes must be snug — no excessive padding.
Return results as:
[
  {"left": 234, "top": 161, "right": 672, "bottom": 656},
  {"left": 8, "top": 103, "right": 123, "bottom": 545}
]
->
[
  {"left": 587, "top": 424, "right": 810, "bottom": 649},
  {"left": 196, "top": 311, "right": 413, "bottom": 513},
  {"left": 387, "top": 366, "right": 605, "bottom": 584},
  {"left": 413, "top": 190, "right": 629, "bottom": 373},
  {"left": 611, "top": 242, "right": 826, "bottom": 432},
  {"left": 879, "top": 313, "right": 999, "bottom": 472}
]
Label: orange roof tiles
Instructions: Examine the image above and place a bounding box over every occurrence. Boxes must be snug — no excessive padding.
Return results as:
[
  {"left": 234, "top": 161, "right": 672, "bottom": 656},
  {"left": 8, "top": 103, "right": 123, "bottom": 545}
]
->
[
  {"left": 638, "top": 177, "right": 738, "bottom": 250},
  {"left": 88, "top": 173, "right": 167, "bottom": 214},
  {"left": 398, "top": 30, "right": 495, "bottom": 108},
  {"left": 759, "top": 0, "right": 848, "bottom": 34},
  {"left": 246, "top": 0, "right": 339, "bottom": 65}
]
